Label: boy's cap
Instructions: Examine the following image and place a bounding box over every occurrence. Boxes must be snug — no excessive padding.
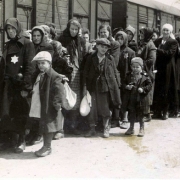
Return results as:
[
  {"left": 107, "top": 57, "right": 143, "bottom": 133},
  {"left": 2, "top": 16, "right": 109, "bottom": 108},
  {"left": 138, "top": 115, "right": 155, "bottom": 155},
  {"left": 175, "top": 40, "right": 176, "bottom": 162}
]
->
[
  {"left": 96, "top": 38, "right": 111, "bottom": 47},
  {"left": 32, "top": 51, "right": 52, "bottom": 63},
  {"left": 131, "top": 57, "right": 143, "bottom": 67}
]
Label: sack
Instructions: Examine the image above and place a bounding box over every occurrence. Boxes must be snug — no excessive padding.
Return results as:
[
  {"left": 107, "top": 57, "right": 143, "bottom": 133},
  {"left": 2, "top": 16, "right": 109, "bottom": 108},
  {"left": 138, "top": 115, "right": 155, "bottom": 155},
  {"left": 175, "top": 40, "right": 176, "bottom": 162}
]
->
[
  {"left": 80, "top": 91, "right": 91, "bottom": 116},
  {"left": 62, "top": 82, "right": 77, "bottom": 110}
]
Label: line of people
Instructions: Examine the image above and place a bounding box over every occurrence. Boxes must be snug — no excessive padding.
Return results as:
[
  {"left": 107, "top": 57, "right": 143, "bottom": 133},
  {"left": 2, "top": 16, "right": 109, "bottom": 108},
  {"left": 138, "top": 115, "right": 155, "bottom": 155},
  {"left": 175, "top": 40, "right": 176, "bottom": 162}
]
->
[{"left": 0, "top": 17, "right": 180, "bottom": 157}]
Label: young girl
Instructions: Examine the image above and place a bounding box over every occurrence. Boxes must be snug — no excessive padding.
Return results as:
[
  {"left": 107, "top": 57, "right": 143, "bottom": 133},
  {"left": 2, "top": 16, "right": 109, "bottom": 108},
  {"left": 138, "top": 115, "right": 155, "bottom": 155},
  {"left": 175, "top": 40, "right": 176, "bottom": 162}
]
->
[
  {"left": 27, "top": 51, "right": 65, "bottom": 157},
  {"left": 83, "top": 38, "right": 121, "bottom": 138},
  {"left": 122, "top": 57, "right": 152, "bottom": 137}
]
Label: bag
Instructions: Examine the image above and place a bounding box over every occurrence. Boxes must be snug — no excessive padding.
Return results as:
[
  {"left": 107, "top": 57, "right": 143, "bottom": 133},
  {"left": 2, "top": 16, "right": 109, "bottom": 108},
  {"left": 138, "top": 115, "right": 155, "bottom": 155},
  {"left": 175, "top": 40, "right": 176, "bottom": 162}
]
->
[
  {"left": 80, "top": 91, "right": 91, "bottom": 116},
  {"left": 62, "top": 82, "right": 77, "bottom": 110}
]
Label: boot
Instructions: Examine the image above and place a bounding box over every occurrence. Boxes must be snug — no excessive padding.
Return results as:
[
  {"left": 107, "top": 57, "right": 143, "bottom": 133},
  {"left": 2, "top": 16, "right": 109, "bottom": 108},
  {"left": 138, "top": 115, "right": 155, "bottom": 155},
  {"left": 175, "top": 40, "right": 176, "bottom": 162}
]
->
[
  {"left": 125, "top": 122, "right": 134, "bottom": 135},
  {"left": 103, "top": 118, "right": 110, "bottom": 138},
  {"left": 53, "top": 131, "right": 64, "bottom": 140},
  {"left": 143, "top": 114, "right": 152, "bottom": 122},
  {"left": 138, "top": 122, "right": 144, "bottom": 137},
  {"left": 162, "top": 111, "right": 169, "bottom": 120},
  {"left": 35, "top": 133, "right": 53, "bottom": 157},
  {"left": 85, "top": 125, "right": 96, "bottom": 137},
  {"left": 14, "top": 135, "right": 26, "bottom": 153}
]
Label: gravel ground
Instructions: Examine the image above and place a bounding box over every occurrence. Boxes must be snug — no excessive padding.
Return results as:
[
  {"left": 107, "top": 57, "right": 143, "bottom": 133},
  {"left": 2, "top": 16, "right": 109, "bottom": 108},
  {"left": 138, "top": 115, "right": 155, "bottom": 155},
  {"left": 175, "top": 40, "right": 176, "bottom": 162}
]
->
[{"left": 0, "top": 118, "right": 180, "bottom": 179}]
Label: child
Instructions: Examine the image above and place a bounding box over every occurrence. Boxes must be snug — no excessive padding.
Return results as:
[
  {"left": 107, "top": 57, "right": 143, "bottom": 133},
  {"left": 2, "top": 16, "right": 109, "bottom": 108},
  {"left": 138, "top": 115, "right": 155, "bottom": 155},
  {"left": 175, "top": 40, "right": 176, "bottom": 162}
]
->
[
  {"left": 122, "top": 57, "right": 152, "bottom": 137},
  {"left": 83, "top": 38, "right": 121, "bottom": 138},
  {"left": 27, "top": 51, "right": 65, "bottom": 157}
]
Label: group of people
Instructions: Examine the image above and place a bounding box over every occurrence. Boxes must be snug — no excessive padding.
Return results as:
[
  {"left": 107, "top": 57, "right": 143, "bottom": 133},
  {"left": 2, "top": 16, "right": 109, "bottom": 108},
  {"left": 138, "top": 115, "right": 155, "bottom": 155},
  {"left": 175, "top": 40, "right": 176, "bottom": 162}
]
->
[{"left": 0, "top": 17, "right": 179, "bottom": 157}]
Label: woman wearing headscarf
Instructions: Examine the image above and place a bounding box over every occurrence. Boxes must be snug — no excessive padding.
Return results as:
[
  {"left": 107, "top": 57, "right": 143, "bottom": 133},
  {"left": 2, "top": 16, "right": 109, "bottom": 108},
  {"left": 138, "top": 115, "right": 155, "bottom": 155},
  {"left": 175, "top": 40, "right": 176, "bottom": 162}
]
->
[
  {"left": 115, "top": 31, "right": 135, "bottom": 129},
  {"left": 137, "top": 27, "right": 157, "bottom": 122},
  {"left": 58, "top": 19, "right": 86, "bottom": 134},
  {"left": 125, "top": 25, "right": 138, "bottom": 53},
  {"left": 31, "top": 26, "right": 54, "bottom": 57},
  {"left": 153, "top": 24, "right": 178, "bottom": 120},
  {"left": 0, "top": 18, "right": 35, "bottom": 153}
]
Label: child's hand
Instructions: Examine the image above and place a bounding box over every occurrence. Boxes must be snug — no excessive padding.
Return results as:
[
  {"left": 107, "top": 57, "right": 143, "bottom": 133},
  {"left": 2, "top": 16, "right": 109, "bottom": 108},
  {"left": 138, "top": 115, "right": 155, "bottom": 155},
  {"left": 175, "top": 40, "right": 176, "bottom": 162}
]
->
[
  {"left": 138, "top": 88, "right": 143, "bottom": 93},
  {"left": 126, "top": 85, "right": 134, "bottom": 90},
  {"left": 25, "top": 129, "right": 30, "bottom": 135}
]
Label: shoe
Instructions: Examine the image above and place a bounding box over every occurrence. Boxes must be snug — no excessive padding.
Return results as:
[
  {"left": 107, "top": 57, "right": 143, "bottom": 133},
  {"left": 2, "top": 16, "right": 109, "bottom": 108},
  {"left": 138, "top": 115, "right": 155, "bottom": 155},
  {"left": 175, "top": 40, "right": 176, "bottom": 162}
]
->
[
  {"left": 103, "top": 127, "right": 110, "bottom": 138},
  {"left": 28, "top": 135, "right": 43, "bottom": 145},
  {"left": 143, "top": 114, "right": 152, "bottom": 122},
  {"left": 152, "top": 112, "right": 162, "bottom": 119},
  {"left": 14, "top": 142, "right": 26, "bottom": 153},
  {"left": 35, "top": 146, "right": 52, "bottom": 157},
  {"left": 119, "top": 121, "right": 128, "bottom": 129},
  {"left": 53, "top": 132, "right": 64, "bottom": 140},
  {"left": 85, "top": 129, "right": 96, "bottom": 137},
  {"left": 125, "top": 128, "right": 134, "bottom": 135},
  {"left": 138, "top": 128, "right": 144, "bottom": 137},
  {"left": 162, "top": 112, "right": 169, "bottom": 120}
]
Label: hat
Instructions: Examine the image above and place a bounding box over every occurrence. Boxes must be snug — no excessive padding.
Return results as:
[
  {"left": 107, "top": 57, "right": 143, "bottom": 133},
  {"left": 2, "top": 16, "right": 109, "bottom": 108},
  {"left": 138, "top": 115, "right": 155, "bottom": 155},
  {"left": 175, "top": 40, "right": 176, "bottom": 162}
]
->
[
  {"left": 32, "top": 51, "right": 52, "bottom": 63},
  {"left": 96, "top": 38, "right": 111, "bottom": 47},
  {"left": 125, "top": 25, "right": 136, "bottom": 36},
  {"left": 131, "top": 57, "right": 143, "bottom": 67}
]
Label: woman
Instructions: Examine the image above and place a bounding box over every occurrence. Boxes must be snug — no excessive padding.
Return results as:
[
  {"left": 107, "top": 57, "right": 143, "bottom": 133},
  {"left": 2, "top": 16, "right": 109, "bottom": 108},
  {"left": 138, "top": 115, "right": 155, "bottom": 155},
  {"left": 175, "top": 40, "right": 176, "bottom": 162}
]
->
[
  {"left": 58, "top": 19, "right": 86, "bottom": 134},
  {"left": 0, "top": 18, "right": 35, "bottom": 153},
  {"left": 125, "top": 25, "right": 138, "bottom": 53},
  {"left": 152, "top": 28, "right": 159, "bottom": 42},
  {"left": 137, "top": 27, "right": 157, "bottom": 122},
  {"left": 115, "top": 31, "right": 135, "bottom": 129},
  {"left": 31, "top": 26, "right": 54, "bottom": 57},
  {"left": 153, "top": 24, "right": 178, "bottom": 120}
]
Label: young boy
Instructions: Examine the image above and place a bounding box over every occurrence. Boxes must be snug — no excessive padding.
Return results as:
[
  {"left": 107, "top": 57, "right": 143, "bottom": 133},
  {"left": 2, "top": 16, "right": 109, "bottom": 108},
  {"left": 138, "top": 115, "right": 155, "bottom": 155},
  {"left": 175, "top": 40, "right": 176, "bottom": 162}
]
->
[
  {"left": 27, "top": 51, "right": 65, "bottom": 157},
  {"left": 122, "top": 57, "right": 152, "bottom": 137},
  {"left": 83, "top": 38, "right": 121, "bottom": 138}
]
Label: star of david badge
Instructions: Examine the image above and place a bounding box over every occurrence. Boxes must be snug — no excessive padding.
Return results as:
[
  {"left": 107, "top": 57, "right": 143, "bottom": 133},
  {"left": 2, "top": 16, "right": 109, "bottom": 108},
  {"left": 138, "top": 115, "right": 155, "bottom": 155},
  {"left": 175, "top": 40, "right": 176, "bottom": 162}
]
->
[{"left": 11, "top": 55, "right": 19, "bottom": 64}]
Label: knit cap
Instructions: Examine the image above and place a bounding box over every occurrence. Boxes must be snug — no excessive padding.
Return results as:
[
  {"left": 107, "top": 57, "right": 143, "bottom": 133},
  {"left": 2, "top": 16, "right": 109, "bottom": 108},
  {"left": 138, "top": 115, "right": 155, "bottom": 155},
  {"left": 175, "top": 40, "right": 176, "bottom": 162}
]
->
[{"left": 131, "top": 57, "right": 143, "bottom": 67}]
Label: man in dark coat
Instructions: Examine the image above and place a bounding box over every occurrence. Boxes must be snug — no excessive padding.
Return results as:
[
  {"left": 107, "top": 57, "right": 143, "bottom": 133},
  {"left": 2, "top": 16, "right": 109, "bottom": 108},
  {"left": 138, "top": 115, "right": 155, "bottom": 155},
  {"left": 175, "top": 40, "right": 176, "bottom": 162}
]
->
[{"left": 0, "top": 18, "right": 35, "bottom": 153}]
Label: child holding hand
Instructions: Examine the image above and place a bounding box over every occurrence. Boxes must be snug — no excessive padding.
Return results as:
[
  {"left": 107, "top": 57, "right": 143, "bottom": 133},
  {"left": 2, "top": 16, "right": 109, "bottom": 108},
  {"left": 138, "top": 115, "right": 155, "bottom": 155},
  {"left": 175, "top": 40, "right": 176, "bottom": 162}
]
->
[{"left": 122, "top": 57, "right": 152, "bottom": 137}]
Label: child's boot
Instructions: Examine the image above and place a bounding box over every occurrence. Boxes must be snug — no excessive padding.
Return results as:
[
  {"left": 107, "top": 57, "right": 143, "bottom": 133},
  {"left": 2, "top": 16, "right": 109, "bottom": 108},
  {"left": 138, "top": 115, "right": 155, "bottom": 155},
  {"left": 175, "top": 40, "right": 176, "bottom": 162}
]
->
[
  {"left": 125, "top": 123, "right": 134, "bottom": 135},
  {"left": 103, "top": 118, "right": 110, "bottom": 138},
  {"left": 138, "top": 122, "right": 144, "bottom": 137},
  {"left": 35, "top": 133, "right": 53, "bottom": 157},
  {"left": 85, "top": 125, "right": 96, "bottom": 137}
]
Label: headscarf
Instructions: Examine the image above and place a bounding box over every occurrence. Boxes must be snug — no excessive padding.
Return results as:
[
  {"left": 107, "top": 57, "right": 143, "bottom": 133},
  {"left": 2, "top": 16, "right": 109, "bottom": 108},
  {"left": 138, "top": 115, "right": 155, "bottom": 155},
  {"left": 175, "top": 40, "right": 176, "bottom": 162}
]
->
[
  {"left": 4, "top": 18, "right": 22, "bottom": 39},
  {"left": 140, "top": 27, "right": 154, "bottom": 43},
  {"left": 161, "top": 23, "right": 175, "bottom": 39},
  {"left": 31, "top": 26, "right": 45, "bottom": 45},
  {"left": 115, "top": 31, "right": 128, "bottom": 50}
]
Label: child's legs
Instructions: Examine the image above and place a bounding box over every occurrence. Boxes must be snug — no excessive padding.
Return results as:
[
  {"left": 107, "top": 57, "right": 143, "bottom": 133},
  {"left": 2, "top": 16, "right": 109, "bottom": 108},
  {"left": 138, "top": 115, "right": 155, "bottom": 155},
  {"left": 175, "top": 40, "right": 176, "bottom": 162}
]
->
[
  {"left": 128, "top": 111, "right": 136, "bottom": 129},
  {"left": 137, "top": 111, "right": 144, "bottom": 128}
]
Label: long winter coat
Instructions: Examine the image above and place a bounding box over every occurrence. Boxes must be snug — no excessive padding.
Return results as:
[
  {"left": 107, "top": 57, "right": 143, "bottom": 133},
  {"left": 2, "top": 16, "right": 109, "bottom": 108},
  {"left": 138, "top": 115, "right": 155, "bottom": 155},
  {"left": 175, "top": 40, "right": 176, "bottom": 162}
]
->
[
  {"left": 0, "top": 36, "right": 35, "bottom": 120},
  {"left": 122, "top": 72, "right": 152, "bottom": 112},
  {"left": 83, "top": 52, "right": 121, "bottom": 108},
  {"left": 31, "top": 68, "right": 66, "bottom": 133},
  {"left": 154, "top": 37, "right": 178, "bottom": 107}
]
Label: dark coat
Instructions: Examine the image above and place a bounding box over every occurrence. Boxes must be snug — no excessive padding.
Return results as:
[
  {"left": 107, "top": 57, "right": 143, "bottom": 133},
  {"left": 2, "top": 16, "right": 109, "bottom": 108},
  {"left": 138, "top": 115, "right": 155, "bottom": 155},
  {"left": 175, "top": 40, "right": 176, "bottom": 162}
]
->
[
  {"left": 117, "top": 46, "right": 135, "bottom": 82},
  {"left": 175, "top": 36, "right": 180, "bottom": 90},
  {"left": 0, "top": 37, "right": 35, "bottom": 119},
  {"left": 83, "top": 52, "right": 121, "bottom": 108},
  {"left": 109, "top": 40, "right": 120, "bottom": 67},
  {"left": 58, "top": 30, "right": 86, "bottom": 69},
  {"left": 34, "top": 41, "right": 54, "bottom": 57},
  {"left": 128, "top": 40, "right": 138, "bottom": 53},
  {"left": 122, "top": 72, "right": 152, "bottom": 112},
  {"left": 31, "top": 68, "right": 66, "bottom": 133},
  {"left": 154, "top": 37, "right": 178, "bottom": 106}
]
